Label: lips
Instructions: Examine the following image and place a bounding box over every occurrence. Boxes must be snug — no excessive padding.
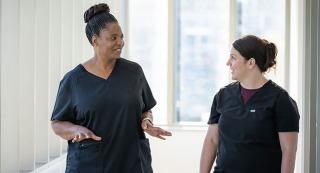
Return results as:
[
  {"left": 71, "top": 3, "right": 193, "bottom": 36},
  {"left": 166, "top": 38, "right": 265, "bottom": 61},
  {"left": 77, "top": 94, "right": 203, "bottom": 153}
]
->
[{"left": 114, "top": 48, "right": 122, "bottom": 53}]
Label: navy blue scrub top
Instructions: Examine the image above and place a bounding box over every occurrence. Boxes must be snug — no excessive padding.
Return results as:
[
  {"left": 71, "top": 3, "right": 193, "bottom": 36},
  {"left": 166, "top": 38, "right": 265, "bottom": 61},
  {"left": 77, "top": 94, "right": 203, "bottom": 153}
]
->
[
  {"left": 208, "top": 80, "right": 299, "bottom": 173},
  {"left": 51, "top": 58, "right": 156, "bottom": 173}
]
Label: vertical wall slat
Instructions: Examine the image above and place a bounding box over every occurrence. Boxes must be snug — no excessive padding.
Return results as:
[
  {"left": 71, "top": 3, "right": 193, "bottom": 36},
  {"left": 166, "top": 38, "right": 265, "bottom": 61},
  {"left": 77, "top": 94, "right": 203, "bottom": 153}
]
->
[
  {"left": 60, "top": 0, "right": 74, "bottom": 153},
  {"left": 61, "top": 0, "right": 73, "bottom": 74},
  {"left": 73, "top": 0, "right": 83, "bottom": 65},
  {"left": 82, "top": 0, "right": 94, "bottom": 61},
  {"left": 34, "top": 0, "right": 49, "bottom": 165},
  {"left": 48, "top": 0, "right": 62, "bottom": 160},
  {"left": 19, "top": 0, "right": 36, "bottom": 171},
  {"left": 0, "top": 0, "right": 20, "bottom": 172}
]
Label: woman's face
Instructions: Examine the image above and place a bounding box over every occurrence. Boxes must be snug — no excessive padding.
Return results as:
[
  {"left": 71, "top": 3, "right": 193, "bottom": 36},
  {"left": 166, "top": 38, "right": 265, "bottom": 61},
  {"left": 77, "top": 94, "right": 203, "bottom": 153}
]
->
[
  {"left": 226, "top": 46, "right": 249, "bottom": 81},
  {"left": 94, "top": 22, "right": 124, "bottom": 60}
]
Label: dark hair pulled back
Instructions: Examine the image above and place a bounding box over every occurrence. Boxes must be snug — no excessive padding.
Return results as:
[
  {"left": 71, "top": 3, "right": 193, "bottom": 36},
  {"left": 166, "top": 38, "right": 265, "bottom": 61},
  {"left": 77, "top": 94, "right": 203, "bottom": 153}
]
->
[
  {"left": 84, "top": 3, "right": 118, "bottom": 45},
  {"left": 232, "top": 35, "right": 277, "bottom": 72}
]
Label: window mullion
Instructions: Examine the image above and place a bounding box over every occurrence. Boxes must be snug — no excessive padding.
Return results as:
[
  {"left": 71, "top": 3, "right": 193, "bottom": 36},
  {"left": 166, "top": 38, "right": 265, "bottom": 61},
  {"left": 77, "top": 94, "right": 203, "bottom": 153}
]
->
[
  {"left": 167, "top": 0, "right": 176, "bottom": 125},
  {"left": 229, "top": 0, "right": 237, "bottom": 44},
  {"left": 284, "top": 0, "right": 291, "bottom": 91}
]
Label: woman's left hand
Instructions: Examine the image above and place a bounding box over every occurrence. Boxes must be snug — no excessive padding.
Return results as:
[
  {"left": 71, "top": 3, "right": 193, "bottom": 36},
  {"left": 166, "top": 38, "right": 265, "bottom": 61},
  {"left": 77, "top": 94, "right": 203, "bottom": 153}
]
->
[{"left": 141, "top": 120, "right": 172, "bottom": 140}]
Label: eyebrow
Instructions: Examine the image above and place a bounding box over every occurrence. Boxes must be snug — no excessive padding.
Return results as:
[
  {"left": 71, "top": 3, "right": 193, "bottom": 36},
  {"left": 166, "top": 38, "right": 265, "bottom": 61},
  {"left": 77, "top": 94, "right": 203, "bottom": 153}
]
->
[{"left": 110, "top": 33, "right": 123, "bottom": 37}]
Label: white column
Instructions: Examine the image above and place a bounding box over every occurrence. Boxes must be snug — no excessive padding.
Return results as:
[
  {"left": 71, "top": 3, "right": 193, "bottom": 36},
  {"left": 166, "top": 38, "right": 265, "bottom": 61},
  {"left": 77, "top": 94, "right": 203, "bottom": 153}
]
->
[
  {"left": 19, "top": 0, "right": 36, "bottom": 171},
  {"left": 34, "top": 0, "right": 49, "bottom": 165},
  {"left": 48, "top": 0, "right": 62, "bottom": 160},
  {"left": 302, "top": 0, "right": 319, "bottom": 172},
  {"left": 0, "top": 0, "right": 20, "bottom": 172}
]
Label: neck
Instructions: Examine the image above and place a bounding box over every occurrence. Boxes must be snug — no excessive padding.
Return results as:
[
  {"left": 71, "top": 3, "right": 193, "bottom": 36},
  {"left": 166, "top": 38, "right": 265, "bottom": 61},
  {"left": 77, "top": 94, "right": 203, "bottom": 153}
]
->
[
  {"left": 239, "top": 73, "right": 268, "bottom": 89},
  {"left": 92, "top": 55, "right": 117, "bottom": 71}
]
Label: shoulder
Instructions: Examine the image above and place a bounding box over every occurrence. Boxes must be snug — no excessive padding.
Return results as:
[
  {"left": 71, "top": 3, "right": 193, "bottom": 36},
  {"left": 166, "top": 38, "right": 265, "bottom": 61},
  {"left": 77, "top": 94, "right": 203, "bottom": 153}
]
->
[
  {"left": 60, "top": 65, "right": 85, "bottom": 86},
  {"left": 266, "top": 80, "right": 289, "bottom": 96},
  {"left": 224, "top": 81, "right": 239, "bottom": 90},
  {"left": 217, "top": 81, "right": 239, "bottom": 95},
  {"left": 118, "top": 58, "right": 144, "bottom": 74},
  {"left": 119, "top": 58, "right": 141, "bottom": 69},
  {"left": 210, "top": 82, "right": 239, "bottom": 103},
  {"left": 264, "top": 80, "right": 298, "bottom": 105}
]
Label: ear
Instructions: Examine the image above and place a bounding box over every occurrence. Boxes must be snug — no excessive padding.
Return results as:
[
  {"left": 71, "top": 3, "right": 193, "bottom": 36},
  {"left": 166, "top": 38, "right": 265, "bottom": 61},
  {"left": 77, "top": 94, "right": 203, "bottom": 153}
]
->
[
  {"left": 122, "top": 40, "right": 125, "bottom": 47},
  {"left": 248, "top": 58, "right": 256, "bottom": 69},
  {"left": 92, "top": 34, "right": 98, "bottom": 47}
]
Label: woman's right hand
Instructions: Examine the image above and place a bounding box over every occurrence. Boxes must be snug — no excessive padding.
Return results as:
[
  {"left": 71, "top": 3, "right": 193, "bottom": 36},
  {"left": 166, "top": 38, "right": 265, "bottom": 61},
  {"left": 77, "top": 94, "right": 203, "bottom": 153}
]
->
[{"left": 72, "top": 125, "right": 102, "bottom": 143}]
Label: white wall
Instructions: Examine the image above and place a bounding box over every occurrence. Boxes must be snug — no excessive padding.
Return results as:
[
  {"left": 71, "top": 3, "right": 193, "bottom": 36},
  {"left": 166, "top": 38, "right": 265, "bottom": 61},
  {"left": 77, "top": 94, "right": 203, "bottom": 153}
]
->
[
  {"left": 0, "top": 0, "right": 121, "bottom": 172},
  {"left": 150, "top": 128, "right": 206, "bottom": 173},
  {"left": 1, "top": 0, "right": 20, "bottom": 172}
]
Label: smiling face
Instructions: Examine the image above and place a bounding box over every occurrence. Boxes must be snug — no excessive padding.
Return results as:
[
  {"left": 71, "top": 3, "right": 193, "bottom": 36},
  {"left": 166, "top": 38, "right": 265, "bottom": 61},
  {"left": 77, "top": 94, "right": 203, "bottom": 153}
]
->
[
  {"left": 226, "top": 46, "right": 251, "bottom": 81},
  {"left": 92, "top": 22, "right": 124, "bottom": 60}
]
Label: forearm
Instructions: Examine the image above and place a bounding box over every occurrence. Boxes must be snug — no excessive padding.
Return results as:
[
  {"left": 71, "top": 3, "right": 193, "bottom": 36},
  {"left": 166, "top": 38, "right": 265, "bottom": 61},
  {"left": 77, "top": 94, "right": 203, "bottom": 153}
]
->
[
  {"left": 200, "top": 137, "right": 217, "bottom": 173},
  {"left": 51, "top": 121, "right": 79, "bottom": 140},
  {"left": 279, "top": 132, "right": 298, "bottom": 173},
  {"left": 142, "top": 110, "right": 153, "bottom": 123},
  {"left": 281, "top": 150, "right": 297, "bottom": 173}
]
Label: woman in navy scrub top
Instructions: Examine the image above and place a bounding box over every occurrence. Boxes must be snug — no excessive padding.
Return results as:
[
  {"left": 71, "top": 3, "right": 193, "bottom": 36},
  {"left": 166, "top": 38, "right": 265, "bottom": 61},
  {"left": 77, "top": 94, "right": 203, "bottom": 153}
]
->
[
  {"left": 200, "top": 35, "right": 299, "bottom": 173},
  {"left": 51, "top": 3, "right": 171, "bottom": 173}
]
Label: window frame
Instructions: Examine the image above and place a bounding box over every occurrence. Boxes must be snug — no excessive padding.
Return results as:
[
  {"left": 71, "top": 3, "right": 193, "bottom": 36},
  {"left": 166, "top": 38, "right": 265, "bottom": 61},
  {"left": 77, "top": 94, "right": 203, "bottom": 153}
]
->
[
  {"left": 120, "top": 0, "right": 309, "bottom": 172},
  {"left": 122, "top": 0, "right": 294, "bottom": 126}
]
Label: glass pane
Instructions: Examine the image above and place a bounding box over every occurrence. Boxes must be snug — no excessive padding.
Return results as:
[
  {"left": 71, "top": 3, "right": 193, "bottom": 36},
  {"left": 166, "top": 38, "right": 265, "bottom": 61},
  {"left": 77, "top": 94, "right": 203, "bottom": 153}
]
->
[
  {"left": 128, "top": 0, "right": 168, "bottom": 124},
  {"left": 236, "top": 0, "right": 286, "bottom": 87},
  {"left": 176, "top": 0, "right": 230, "bottom": 123}
]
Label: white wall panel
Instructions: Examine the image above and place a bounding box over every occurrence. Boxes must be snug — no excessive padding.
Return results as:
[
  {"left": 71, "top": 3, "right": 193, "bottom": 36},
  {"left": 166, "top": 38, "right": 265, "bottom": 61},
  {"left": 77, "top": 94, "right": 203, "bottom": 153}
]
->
[
  {"left": 34, "top": 0, "right": 50, "bottom": 165},
  {"left": 61, "top": 0, "right": 73, "bottom": 75},
  {"left": 19, "top": 0, "right": 36, "bottom": 171},
  {"left": 72, "top": 0, "right": 84, "bottom": 65},
  {"left": 48, "top": 0, "right": 62, "bottom": 160},
  {"left": 82, "top": 0, "right": 96, "bottom": 62},
  {"left": 0, "top": 0, "right": 20, "bottom": 172},
  {"left": 0, "top": 0, "right": 130, "bottom": 172},
  {"left": 60, "top": 0, "right": 74, "bottom": 153}
]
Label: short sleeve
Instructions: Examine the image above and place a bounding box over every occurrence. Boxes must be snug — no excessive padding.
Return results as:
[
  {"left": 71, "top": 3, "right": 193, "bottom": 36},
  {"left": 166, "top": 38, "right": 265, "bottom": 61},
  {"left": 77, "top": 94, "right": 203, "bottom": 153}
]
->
[
  {"left": 139, "top": 67, "right": 156, "bottom": 112},
  {"left": 51, "top": 76, "right": 75, "bottom": 122},
  {"left": 275, "top": 92, "right": 300, "bottom": 132},
  {"left": 207, "top": 91, "right": 221, "bottom": 124}
]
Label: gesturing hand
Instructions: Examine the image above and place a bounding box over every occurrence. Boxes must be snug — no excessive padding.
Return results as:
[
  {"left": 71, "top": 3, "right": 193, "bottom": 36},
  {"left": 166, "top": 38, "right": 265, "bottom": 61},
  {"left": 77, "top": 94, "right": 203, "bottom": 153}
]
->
[
  {"left": 141, "top": 120, "right": 172, "bottom": 140},
  {"left": 72, "top": 126, "right": 102, "bottom": 143}
]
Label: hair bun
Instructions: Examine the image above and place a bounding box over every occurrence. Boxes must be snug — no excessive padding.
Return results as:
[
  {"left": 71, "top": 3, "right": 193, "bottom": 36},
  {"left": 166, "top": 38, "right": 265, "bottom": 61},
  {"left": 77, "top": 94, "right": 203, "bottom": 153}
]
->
[
  {"left": 264, "top": 42, "right": 277, "bottom": 69},
  {"left": 84, "top": 3, "right": 110, "bottom": 23}
]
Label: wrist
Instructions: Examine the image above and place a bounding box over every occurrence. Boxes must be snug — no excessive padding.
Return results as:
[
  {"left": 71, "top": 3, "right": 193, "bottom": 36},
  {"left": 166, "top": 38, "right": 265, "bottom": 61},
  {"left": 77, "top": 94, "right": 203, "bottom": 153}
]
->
[{"left": 142, "top": 117, "right": 153, "bottom": 125}]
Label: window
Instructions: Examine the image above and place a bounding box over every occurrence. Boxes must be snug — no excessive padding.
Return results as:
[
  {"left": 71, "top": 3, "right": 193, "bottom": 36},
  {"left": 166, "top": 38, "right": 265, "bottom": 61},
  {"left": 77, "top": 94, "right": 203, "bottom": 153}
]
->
[
  {"left": 128, "top": 0, "right": 290, "bottom": 125},
  {"left": 236, "top": 0, "right": 286, "bottom": 87},
  {"left": 175, "top": 0, "right": 230, "bottom": 123},
  {"left": 128, "top": 0, "right": 168, "bottom": 124},
  {"left": 175, "top": 0, "right": 287, "bottom": 123}
]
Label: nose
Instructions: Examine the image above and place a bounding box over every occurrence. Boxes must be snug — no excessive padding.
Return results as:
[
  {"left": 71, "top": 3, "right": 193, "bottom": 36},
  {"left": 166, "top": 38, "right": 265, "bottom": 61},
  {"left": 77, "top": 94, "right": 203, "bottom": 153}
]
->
[
  {"left": 226, "top": 58, "right": 231, "bottom": 66},
  {"left": 117, "top": 38, "right": 124, "bottom": 47}
]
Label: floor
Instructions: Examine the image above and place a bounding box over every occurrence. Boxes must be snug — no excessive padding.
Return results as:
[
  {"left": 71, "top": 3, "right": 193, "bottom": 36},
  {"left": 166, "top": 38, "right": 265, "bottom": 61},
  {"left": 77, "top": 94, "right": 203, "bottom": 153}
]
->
[{"left": 31, "top": 154, "right": 66, "bottom": 173}]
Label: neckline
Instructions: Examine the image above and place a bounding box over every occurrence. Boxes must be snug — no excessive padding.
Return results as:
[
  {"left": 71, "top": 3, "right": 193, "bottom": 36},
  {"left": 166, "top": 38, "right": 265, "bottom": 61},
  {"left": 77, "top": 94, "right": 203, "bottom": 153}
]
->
[
  {"left": 237, "top": 80, "right": 272, "bottom": 106},
  {"left": 239, "top": 79, "right": 271, "bottom": 90},
  {"left": 78, "top": 58, "right": 120, "bottom": 81}
]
